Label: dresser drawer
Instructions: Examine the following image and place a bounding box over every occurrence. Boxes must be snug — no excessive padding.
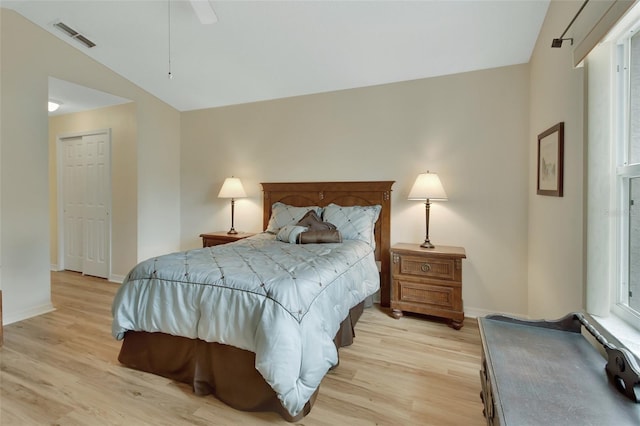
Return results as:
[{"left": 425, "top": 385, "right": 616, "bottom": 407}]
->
[{"left": 397, "top": 254, "right": 457, "bottom": 281}]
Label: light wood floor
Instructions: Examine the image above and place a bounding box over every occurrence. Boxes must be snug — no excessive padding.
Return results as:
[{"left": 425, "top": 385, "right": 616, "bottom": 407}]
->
[{"left": 1, "top": 271, "right": 485, "bottom": 425}]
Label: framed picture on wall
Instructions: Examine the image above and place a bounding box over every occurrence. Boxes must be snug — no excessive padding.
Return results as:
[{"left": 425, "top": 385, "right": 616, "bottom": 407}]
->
[{"left": 537, "top": 122, "right": 564, "bottom": 197}]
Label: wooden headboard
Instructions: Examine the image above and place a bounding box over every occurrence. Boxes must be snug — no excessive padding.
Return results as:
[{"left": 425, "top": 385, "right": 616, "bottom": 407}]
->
[{"left": 261, "top": 181, "right": 394, "bottom": 307}]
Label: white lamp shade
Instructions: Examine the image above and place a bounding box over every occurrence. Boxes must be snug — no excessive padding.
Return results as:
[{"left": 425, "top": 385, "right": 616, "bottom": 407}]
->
[
  {"left": 218, "top": 177, "right": 247, "bottom": 198},
  {"left": 408, "top": 172, "right": 448, "bottom": 201}
]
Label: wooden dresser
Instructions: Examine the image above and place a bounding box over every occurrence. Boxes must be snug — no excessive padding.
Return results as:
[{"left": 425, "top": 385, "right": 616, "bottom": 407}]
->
[
  {"left": 200, "top": 231, "right": 256, "bottom": 247},
  {"left": 478, "top": 313, "right": 640, "bottom": 425},
  {"left": 390, "top": 243, "right": 466, "bottom": 329}
]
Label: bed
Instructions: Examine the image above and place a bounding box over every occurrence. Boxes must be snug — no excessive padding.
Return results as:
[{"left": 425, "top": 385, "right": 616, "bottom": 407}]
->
[{"left": 112, "top": 181, "right": 393, "bottom": 421}]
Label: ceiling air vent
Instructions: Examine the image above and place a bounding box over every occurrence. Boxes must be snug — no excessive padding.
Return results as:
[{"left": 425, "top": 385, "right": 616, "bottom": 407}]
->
[{"left": 54, "top": 21, "right": 96, "bottom": 48}]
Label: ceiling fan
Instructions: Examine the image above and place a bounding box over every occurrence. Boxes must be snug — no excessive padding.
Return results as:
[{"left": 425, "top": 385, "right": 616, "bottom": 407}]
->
[
  {"left": 167, "top": 0, "right": 217, "bottom": 79},
  {"left": 189, "top": 0, "right": 218, "bottom": 24}
]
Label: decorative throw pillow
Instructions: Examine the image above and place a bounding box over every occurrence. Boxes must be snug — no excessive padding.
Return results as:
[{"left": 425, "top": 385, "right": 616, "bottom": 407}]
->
[
  {"left": 296, "top": 210, "right": 337, "bottom": 231},
  {"left": 265, "top": 202, "right": 322, "bottom": 233},
  {"left": 297, "top": 230, "right": 343, "bottom": 244},
  {"left": 276, "top": 225, "right": 309, "bottom": 244},
  {"left": 322, "top": 203, "right": 381, "bottom": 247}
]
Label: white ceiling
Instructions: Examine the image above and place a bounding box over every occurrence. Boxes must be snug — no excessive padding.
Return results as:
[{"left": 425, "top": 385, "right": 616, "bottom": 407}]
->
[
  {"left": 4, "top": 0, "right": 550, "bottom": 113},
  {"left": 48, "top": 77, "right": 132, "bottom": 116}
]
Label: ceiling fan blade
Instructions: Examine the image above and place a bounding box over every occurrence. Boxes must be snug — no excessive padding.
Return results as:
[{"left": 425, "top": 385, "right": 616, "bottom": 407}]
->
[{"left": 190, "top": 0, "right": 218, "bottom": 24}]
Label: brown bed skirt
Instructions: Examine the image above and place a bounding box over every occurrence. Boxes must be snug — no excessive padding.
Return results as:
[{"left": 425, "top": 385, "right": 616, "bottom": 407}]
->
[{"left": 117, "top": 302, "right": 365, "bottom": 422}]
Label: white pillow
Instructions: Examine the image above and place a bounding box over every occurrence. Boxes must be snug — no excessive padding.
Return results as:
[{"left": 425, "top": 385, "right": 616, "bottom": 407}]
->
[
  {"left": 266, "top": 202, "right": 322, "bottom": 233},
  {"left": 322, "top": 203, "right": 381, "bottom": 247},
  {"left": 276, "top": 225, "right": 308, "bottom": 244}
]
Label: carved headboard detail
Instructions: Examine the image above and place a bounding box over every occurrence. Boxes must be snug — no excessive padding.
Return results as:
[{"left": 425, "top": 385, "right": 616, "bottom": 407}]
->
[{"left": 261, "top": 181, "right": 394, "bottom": 307}]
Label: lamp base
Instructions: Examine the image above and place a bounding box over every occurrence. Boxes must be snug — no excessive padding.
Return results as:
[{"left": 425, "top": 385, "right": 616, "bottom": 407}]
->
[
  {"left": 227, "top": 228, "right": 238, "bottom": 235},
  {"left": 420, "top": 240, "right": 434, "bottom": 249}
]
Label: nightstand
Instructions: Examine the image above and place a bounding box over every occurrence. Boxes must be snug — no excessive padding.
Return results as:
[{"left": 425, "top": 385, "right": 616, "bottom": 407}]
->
[
  {"left": 200, "top": 231, "right": 256, "bottom": 247},
  {"left": 390, "top": 243, "right": 466, "bottom": 329}
]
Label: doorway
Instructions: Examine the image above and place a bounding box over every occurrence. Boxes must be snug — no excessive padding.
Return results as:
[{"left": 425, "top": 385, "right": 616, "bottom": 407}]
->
[{"left": 57, "top": 130, "right": 111, "bottom": 278}]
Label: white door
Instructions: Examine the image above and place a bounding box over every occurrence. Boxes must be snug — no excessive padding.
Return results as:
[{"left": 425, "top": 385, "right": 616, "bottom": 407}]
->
[
  {"left": 61, "top": 131, "right": 110, "bottom": 278},
  {"left": 83, "top": 134, "right": 110, "bottom": 278},
  {"left": 63, "top": 137, "right": 85, "bottom": 273}
]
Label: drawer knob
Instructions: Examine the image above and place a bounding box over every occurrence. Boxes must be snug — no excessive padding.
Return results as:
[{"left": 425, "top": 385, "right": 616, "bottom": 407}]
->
[{"left": 421, "top": 263, "right": 431, "bottom": 272}]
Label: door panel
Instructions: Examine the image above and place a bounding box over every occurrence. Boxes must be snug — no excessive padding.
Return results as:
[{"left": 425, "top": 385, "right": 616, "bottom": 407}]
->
[
  {"left": 63, "top": 137, "right": 84, "bottom": 272},
  {"left": 83, "top": 133, "right": 109, "bottom": 278},
  {"left": 61, "top": 132, "right": 110, "bottom": 278}
]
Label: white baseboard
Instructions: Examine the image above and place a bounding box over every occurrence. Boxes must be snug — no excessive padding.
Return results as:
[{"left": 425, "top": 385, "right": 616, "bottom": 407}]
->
[
  {"left": 4, "top": 303, "right": 56, "bottom": 326},
  {"left": 50, "top": 267, "right": 123, "bottom": 283},
  {"left": 109, "top": 274, "right": 125, "bottom": 284},
  {"left": 370, "top": 301, "right": 526, "bottom": 320},
  {"left": 464, "top": 306, "right": 528, "bottom": 320}
]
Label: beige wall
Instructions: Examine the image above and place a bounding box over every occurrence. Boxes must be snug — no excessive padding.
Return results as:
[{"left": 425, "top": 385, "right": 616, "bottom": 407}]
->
[
  {"left": 1, "top": 9, "right": 53, "bottom": 322},
  {"left": 48, "top": 99, "right": 181, "bottom": 280},
  {"left": 49, "top": 103, "right": 137, "bottom": 279},
  {"left": 0, "top": 9, "right": 181, "bottom": 323},
  {"left": 136, "top": 102, "right": 181, "bottom": 263},
  {"left": 527, "top": 0, "right": 586, "bottom": 318},
  {"left": 2, "top": 2, "right": 595, "bottom": 323},
  {"left": 181, "top": 65, "right": 531, "bottom": 317}
]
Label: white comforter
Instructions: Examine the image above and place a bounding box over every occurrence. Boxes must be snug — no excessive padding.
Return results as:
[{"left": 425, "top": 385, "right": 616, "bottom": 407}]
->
[{"left": 112, "top": 233, "right": 379, "bottom": 416}]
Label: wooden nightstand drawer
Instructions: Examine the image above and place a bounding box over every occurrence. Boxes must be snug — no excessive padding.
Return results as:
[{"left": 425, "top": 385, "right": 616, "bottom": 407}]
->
[
  {"left": 398, "top": 254, "right": 457, "bottom": 281},
  {"left": 395, "top": 279, "right": 457, "bottom": 310}
]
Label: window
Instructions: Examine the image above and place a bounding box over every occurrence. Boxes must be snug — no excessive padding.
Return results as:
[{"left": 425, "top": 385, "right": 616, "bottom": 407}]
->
[
  {"left": 615, "top": 27, "right": 640, "bottom": 327},
  {"left": 630, "top": 177, "right": 640, "bottom": 312}
]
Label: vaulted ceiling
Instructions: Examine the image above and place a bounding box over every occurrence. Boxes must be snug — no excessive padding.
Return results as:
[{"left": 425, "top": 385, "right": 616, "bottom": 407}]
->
[{"left": 4, "top": 0, "right": 550, "bottom": 113}]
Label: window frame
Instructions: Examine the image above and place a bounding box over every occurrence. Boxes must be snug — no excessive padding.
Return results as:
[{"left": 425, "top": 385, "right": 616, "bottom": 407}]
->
[{"left": 613, "top": 28, "right": 640, "bottom": 329}]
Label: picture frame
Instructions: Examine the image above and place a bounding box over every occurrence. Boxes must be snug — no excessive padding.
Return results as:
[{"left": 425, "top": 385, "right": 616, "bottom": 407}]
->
[{"left": 537, "top": 122, "right": 564, "bottom": 197}]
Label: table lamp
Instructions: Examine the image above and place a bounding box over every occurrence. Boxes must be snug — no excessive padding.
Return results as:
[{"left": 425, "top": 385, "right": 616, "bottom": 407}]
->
[
  {"left": 408, "top": 172, "right": 448, "bottom": 248},
  {"left": 218, "top": 177, "right": 247, "bottom": 234}
]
